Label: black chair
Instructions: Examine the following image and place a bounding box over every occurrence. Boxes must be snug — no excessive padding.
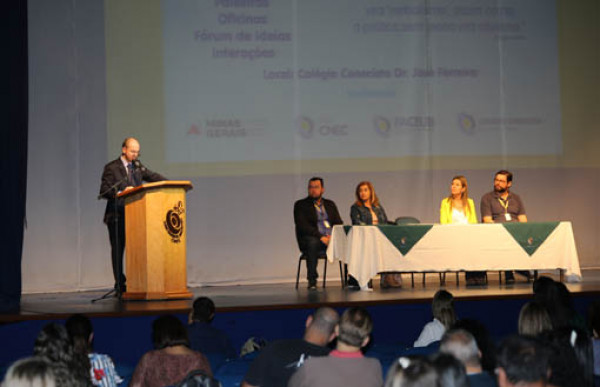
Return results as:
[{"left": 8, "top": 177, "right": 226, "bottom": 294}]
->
[{"left": 295, "top": 252, "right": 345, "bottom": 289}]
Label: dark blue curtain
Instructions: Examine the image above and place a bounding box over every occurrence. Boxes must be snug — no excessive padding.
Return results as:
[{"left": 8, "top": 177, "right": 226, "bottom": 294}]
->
[{"left": 0, "top": 1, "right": 28, "bottom": 313}]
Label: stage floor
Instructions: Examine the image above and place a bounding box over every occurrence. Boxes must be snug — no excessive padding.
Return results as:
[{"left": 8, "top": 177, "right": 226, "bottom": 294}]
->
[{"left": 5, "top": 270, "right": 600, "bottom": 323}]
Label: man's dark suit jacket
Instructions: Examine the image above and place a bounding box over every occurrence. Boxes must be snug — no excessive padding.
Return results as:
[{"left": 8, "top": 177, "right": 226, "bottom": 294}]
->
[
  {"left": 293, "top": 196, "right": 343, "bottom": 247},
  {"left": 99, "top": 158, "right": 166, "bottom": 223}
]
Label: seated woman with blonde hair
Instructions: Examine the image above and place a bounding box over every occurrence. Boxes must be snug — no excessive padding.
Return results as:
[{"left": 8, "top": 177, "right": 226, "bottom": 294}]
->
[
  {"left": 439, "top": 175, "right": 477, "bottom": 225},
  {"left": 440, "top": 175, "right": 482, "bottom": 285}
]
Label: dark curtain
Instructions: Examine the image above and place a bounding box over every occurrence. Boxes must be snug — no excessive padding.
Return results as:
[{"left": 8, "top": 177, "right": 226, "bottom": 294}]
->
[{"left": 0, "top": 1, "right": 28, "bottom": 312}]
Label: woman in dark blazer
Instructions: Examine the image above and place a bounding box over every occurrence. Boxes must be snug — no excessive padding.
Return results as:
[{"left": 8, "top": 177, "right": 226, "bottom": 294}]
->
[{"left": 350, "top": 181, "right": 401, "bottom": 288}]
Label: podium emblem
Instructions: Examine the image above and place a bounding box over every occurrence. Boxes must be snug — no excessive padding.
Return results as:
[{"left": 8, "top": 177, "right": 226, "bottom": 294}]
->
[{"left": 164, "top": 201, "right": 185, "bottom": 243}]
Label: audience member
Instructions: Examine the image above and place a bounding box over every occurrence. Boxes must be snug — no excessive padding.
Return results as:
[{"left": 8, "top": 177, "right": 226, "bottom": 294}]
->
[
  {"left": 1, "top": 356, "right": 56, "bottom": 387},
  {"left": 587, "top": 301, "right": 600, "bottom": 379},
  {"left": 452, "top": 319, "right": 496, "bottom": 374},
  {"left": 440, "top": 329, "right": 497, "bottom": 387},
  {"left": 539, "top": 327, "right": 593, "bottom": 387},
  {"left": 187, "top": 297, "right": 236, "bottom": 366},
  {"left": 241, "top": 307, "right": 338, "bottom": 387},
  {"left": 533, "top": 276, "right": 586, "bottom": 331},
  {"left": 33, "top": 323, "right": 91, "bottom": 387},
  {"left": 384, "top": 356, "right": 437, "bottom": 387},
  {"left": 65, "top": 314, "right": 122, "bottom": 387},
  {"left": 414, "top": 290, "right": 456, "bottom": 347},
  {"left": 288, "top": 307, "right": 382, "bottom": 387},
  {"left": 518, "top": 302, "right": 552, "bottom": 337},
  {"left": 495, "top": 335, "right": 549, "bottom": 387},
  {"left": 130, "top": 315, "right": 211, "bottom": 387},
  {"left": 429, "top": 352, "right": 469, "bottom": 387}
]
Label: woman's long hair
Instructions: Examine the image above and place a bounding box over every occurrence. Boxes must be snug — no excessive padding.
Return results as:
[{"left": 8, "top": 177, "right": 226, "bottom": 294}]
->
[
  {"left": 445, "top": 176, "right": 470, "bottom": 215},
  {"left": 354, "top": 181, "right": 380, "bottom": 207},
  {"left": 432, "top": 290, "right": 456, "bottom": 330}
]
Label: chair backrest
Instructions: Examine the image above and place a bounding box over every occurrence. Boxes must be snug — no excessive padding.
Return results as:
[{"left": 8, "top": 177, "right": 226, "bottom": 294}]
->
[
  {"left": 176, "top": 370, "right": 222, "bottom": 387},
  {"left": 395, "top": 216, "right": 421, "bottom": 225}
]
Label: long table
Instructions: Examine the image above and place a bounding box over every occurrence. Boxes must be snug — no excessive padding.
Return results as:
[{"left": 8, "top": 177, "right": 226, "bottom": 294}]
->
[{"left": 326, "top": 222, "right": 582, "bottom": 289}]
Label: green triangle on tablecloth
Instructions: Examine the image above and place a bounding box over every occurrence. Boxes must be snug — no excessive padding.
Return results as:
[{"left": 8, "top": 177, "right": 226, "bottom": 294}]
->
[
  {"left": 377, "top": 224, "right": 433, "bottom": 255},
  {"left": 343, "top": 225, "right": 352, "bottom": 235},
  {"left": 502, "top": 222, "right": 560, "bottom": 256}
]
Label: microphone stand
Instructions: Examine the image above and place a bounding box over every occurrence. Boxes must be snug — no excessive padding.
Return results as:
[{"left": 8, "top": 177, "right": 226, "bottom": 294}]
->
[{"left": 93, "top": 175, "right": 129, "bottom": 303}]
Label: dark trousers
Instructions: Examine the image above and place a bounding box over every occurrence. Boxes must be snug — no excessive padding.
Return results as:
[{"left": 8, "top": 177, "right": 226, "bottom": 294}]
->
[
  {"left": 107, "top": 216, "right": 126, "bottom": 290},
  {"left": 299, "top": 236, "right": 326, "bottom": 283}
]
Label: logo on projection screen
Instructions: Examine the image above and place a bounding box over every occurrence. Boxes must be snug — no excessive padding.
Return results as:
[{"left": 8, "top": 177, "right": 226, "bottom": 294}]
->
[
  {"left": 297, "top": 116, "right": 315, "bottom": 139},
  {"left": 297, "top": 116, "right": 348, "bottom": 138},
  {"left": 373, "top": 116, "right": 391, "bottom": 137},
  {"left": 458, "top": 112, "right": 477, "bottom": 134}
]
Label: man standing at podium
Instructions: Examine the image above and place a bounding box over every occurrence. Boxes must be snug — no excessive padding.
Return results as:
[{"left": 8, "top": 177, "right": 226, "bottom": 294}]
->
[
  {"left": 99, "top": 137, "right": 166, "bottom": 294},
  {"left": 294, "top": 177, "right": 343, "bottom": 290}
]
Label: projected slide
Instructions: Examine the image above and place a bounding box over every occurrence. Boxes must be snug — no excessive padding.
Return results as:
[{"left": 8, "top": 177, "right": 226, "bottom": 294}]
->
[{"left": 162, "top": 0, "right": 561, "bottom": 163}]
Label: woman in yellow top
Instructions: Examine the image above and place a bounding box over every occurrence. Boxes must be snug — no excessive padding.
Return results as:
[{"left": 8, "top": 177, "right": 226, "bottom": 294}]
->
[
  {"left": 440, "top": 175, "right": 477, "bottom": 224},
  {"left": 440, "top": 175, "right": 483, "bottom": 285}
]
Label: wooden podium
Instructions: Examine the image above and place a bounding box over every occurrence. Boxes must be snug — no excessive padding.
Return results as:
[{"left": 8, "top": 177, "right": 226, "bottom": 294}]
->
[{"left": 118, "top": 181, "right": 193, "bottom": 300}]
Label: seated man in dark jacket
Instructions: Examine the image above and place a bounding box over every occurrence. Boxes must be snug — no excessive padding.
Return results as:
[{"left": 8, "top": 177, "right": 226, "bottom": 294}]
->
[{"left": 293, "top": 177, "right": 343, "bottom": 290}]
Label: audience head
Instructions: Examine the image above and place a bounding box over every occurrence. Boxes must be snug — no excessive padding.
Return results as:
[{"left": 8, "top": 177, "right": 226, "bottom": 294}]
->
[
  {"left": 384, "top": 356, "right": 437, "bottom": 387},
  {"left": 518, "top": 301, "right": 552, "bottom": 336},
  {"left": 539, "top": 327, "right": 593, "bottom": 387},
  {"left": 190, "top": 297, "right": 215, "bottom": 323},
  {"left": 440, "top": 329, "right": 481, "bottom": 370},
  {"left": 33, "top": 323, "right": 74, "bottom": 365},
  {"left": 304, "top": 307, "right": 339, "bottom": 345},
  {"left": 452, "top": 318, "right": 496, "bottom": 373},
  {"left": 587, "top": 300, "right": 600, "bottom": 338},
  {"left": 533, "top": 276, "right": 577, "bottom": 330},
  {"left": 152, "top": 315, "right": 190, "bottom": 350},
  {"left": 1, "top": 357, "right": 56, "bottom": 387},
  {"left": 355, "top": 181, "right": 380, "bottom": 207},
  {"left": 33, "top": 323, "right": 89, "bottom": 387},
  {"left": 432, "top": 290, "right": 456, "bottom": 329},
  {"left": 337, "top": 307, "right": 373, "bottom": 348},
  {"left": 496, "top": 335, "right": 549, "bottom": 387},
  {"left": 429, "top": 353, "right": 469, "bottom": 387},
  {"left": 65, "top": 314, "right": 93, "bottom": 354}
]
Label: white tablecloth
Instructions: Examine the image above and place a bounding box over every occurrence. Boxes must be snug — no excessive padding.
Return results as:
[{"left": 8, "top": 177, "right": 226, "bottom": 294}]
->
[{"left": 326, "top": 222, "right": 582, "bottom": 288}]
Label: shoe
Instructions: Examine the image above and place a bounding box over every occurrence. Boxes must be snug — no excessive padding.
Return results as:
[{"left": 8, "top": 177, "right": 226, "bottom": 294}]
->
[
  {"left": 516, "top": 270, "right": 532, "bottom": 282},
  {"left": 466, "top": 278, "right": 478, "bottom": 287},
  {"left": 308, "top": 280, "right": 317, "bottom": 290}
]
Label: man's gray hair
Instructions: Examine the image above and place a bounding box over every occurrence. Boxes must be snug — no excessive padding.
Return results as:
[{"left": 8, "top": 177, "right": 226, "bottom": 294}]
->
[
  {"left": 440, "top": 329, "right": 480, "bottom": 368},
  {"left": 308, "top": 307, "right": 339, "bottom": 337}
]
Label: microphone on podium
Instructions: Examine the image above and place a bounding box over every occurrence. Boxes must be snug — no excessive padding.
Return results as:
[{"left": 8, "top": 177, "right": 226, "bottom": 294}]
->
[{"left": 133, "top": 159, "right": 147, "bottom": 172}]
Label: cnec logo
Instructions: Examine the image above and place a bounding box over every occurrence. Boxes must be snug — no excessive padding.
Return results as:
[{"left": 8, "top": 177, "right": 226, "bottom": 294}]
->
[
  {"left": 297, "top": 116, "right": 314, "bottom": 139},
  {"left": 297, "top": 116, "right": 349, "bottom": 138}
]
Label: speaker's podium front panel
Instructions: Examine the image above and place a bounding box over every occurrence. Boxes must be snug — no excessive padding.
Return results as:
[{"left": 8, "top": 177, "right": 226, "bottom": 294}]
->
[{"left": 119, "top": 181, "right": 193, "bottom": 300}]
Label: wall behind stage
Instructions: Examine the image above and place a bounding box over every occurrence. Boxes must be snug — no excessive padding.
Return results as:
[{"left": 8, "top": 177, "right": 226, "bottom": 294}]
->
[{"left": 22, "top": 0, "right": 600, "bottom": 293}]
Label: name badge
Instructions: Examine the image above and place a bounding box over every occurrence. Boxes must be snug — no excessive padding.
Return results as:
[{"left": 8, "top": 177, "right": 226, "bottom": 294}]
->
[
  {"left": 324, "top": 220, "right": 331, "bottom": 228},
  {"left": 505, "top": 213, "right": 512, "bottom": 221}
]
